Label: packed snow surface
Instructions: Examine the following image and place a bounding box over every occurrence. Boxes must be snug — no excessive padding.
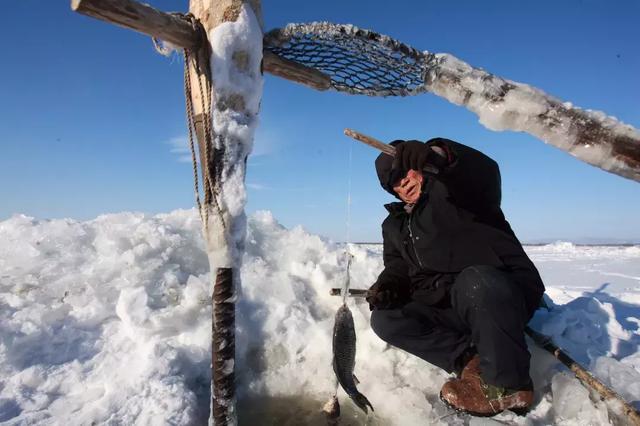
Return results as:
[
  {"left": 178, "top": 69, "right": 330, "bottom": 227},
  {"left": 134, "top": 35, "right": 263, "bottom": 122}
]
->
[{"left": 1, "top": 210, "right": 640, "bottom": 425}]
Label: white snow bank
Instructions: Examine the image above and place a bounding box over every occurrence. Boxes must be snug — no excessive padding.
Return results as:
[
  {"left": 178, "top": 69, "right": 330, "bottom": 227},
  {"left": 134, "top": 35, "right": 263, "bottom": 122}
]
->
[
  {"left": 0, "top": 211, "right": 211, "bottom": 425},
  {"left": 1, "top": 211, "right": 640, "bottom": 425}
]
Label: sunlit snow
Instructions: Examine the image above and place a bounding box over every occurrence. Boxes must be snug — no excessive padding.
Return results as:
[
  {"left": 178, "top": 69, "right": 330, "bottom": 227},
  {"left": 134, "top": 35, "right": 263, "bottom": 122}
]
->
[{"left": 1, "top": 210, "right": 639, "bottom": 425}]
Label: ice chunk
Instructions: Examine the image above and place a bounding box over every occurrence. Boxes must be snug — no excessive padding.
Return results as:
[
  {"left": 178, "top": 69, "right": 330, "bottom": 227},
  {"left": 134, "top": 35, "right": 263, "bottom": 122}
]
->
[
  {"left": 551, "top": 372, "right": 610, "bottom": 425},
  {"left": 593, "top": 356, "right": 640, "bottom": 407}
]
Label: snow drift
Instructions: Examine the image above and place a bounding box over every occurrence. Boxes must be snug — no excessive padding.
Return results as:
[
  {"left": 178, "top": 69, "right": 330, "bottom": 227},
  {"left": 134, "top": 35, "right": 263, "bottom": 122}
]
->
[{"left": 1, "top": 210, "right": 640, "bottom": 425}]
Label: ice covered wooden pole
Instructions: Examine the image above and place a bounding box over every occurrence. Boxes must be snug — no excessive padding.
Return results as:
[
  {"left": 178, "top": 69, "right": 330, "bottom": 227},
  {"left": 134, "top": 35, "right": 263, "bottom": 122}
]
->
[
  {"left": 423, "top": 53, "right": 640, "bottom": 182},
  {"left": 188, "top": 1, "right": 263, "bottom": 425},
  {"left": 264, "top": 23, "right": 640, "bottom": 183}
]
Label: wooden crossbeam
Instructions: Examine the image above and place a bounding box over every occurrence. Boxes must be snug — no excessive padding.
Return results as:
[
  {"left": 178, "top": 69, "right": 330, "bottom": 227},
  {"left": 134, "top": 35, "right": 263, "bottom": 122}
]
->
[
  {"left": 71, "top": 0, "right": 201, "bottom": 49},
  {"left": 71, "top": 0, "right": 331, "bottom": 92}
]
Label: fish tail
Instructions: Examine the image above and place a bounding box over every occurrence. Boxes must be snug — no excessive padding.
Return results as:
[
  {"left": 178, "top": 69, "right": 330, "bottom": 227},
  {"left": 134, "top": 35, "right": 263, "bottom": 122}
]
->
[{"left": 352, "top": 391, "right": 374, "bottom": 414}]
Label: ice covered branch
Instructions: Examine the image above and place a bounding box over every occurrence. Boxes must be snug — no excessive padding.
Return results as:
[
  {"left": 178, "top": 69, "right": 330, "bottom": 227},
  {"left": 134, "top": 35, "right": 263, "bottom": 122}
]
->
[{"left": 423, "top": 54, "right": 640, "bottom": 182}]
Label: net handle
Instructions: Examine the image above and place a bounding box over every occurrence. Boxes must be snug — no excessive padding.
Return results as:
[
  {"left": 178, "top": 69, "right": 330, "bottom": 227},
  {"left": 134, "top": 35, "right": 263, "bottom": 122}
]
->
[{"left": 344, "top": 128, "right": 396, "bottom": 157}]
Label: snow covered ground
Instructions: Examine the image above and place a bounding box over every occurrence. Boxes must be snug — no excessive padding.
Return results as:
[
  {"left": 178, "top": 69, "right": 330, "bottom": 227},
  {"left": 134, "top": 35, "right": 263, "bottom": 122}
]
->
[{"left": 1, "top": 209, "right": 639, "bottom": 425}]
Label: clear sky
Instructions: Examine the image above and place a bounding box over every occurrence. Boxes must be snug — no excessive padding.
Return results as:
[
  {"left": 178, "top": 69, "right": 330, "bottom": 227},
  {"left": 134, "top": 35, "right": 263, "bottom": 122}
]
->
[{"left": 1, "top": 0, "right": 639, "bottom": 243}]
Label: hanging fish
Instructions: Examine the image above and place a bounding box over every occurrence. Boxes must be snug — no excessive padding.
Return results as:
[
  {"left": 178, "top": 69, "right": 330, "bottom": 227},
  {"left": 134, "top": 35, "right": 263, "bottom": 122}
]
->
[{"left": 332, "top": 303, "right": 374, "bottom": 414}]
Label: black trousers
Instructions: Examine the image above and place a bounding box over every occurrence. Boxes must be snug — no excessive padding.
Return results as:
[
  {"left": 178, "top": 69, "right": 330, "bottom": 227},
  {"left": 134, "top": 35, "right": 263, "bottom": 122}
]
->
[{"left": 370, "top": 265, "right": 532, "bottom": 389}]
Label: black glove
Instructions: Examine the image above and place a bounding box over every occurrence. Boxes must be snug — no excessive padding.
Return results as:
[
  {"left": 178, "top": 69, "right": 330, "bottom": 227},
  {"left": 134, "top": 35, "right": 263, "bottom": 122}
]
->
[
  {"left": 366, "top": 282, "right": 402, "bottom": 311},
  {"left": 393, "top": 140, "right": 449, "bottom": 173},
  {"left": 365, "top": 282, "right": 385, "bottom": 311}
]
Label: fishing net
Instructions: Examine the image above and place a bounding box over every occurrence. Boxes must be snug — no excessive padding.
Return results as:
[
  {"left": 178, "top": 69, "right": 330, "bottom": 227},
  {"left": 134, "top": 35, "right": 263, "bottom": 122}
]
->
[{"left": 264, "top": 22, "right": 436, "bottom": 97}]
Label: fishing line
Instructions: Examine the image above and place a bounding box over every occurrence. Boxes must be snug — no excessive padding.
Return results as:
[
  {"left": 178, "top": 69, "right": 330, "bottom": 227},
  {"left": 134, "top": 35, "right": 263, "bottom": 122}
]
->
[
  {"left": 329, "top": 135, "right": 355, "bottom": 405},
  {"left": 346, "top": 135, "right": 353, "bottom": 248},
  {"left": 342, "top": 138, "right": 354, "bottom": 305}
]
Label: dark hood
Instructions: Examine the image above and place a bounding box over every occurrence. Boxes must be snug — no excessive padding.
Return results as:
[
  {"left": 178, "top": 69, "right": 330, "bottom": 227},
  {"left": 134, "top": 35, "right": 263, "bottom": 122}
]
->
[{"left": 375, "top": 140, "right": 406, "bottom": 199}]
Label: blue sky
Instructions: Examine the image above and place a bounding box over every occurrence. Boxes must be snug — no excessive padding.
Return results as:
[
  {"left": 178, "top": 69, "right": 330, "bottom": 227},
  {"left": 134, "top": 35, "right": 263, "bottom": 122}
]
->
[{"left": 1, "top": 0, "right": 639, "bottom": 243}]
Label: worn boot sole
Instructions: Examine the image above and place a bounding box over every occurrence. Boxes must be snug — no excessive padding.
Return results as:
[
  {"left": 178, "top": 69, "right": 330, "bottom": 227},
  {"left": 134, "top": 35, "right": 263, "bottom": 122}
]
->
[{"left": 439, "top": 391, "right": 530, "bottom": 418}]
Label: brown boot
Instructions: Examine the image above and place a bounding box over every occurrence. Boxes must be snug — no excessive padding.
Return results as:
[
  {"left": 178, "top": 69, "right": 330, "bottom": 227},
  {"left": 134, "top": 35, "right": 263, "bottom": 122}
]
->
[
  {"left": 460, "top": 354, "right": 480, "bottom": 380},
  {"left": 440, "top": 374, "right": 533, "bottom": 416},
  {"left": 453, "top": 348, "right": 478, "bottom": 378}
]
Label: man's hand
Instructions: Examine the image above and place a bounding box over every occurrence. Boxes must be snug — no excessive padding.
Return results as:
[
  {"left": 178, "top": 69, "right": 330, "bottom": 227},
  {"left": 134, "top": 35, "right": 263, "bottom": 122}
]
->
[
  {"left": 393, "top": 140, "right": 432, "bottom": 171},
  {"left": 366, "top": 282, "right": 396, "bottom": 311},
  {"left": 393, "top": 140, "right": 450, "bottom": 173}
]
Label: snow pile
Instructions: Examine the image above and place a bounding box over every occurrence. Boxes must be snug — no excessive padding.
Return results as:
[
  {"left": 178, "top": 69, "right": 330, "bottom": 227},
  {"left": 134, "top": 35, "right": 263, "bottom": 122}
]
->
[
  {"left": 0, "top": 211, "right": 442, "bottom": 425},
  {"left": 0, "top": 211, "right": 211, "bottom": 425},
  {"left": 2, "top": 211, "right": 640, "bottom": 425}
]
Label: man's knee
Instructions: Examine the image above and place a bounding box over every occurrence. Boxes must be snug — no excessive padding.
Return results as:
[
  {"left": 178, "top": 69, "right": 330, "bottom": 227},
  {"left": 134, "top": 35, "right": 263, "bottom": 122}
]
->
[
  {"left": 452, "top": 265, "right": 516, "bottom": 308},
  {"left": 370, "top": 309, "right": 399, "bottom": 343}
]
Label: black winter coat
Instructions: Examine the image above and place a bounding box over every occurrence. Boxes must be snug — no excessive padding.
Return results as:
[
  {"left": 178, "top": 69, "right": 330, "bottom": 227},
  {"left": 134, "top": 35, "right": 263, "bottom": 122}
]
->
[{"left": 373, "top": 138, "right": 545, "bottom": 316}]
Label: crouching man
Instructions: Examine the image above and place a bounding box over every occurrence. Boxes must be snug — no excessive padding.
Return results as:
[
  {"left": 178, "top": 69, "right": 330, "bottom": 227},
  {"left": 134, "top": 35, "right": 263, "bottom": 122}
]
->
[{"left": 368, "top": 138, "right": 545, "bottom": 416}]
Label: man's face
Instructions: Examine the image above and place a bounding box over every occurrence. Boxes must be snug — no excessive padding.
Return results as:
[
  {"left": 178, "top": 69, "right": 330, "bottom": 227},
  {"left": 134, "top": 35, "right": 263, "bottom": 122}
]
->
[{"left": 392, "top": 169, "right": 424, "bottom": 204}]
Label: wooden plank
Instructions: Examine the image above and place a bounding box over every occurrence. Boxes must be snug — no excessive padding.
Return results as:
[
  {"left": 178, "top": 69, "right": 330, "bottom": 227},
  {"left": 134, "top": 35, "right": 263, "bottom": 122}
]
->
[{"left": 71, "top": 0, "right": 200, "bottom": 49}]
